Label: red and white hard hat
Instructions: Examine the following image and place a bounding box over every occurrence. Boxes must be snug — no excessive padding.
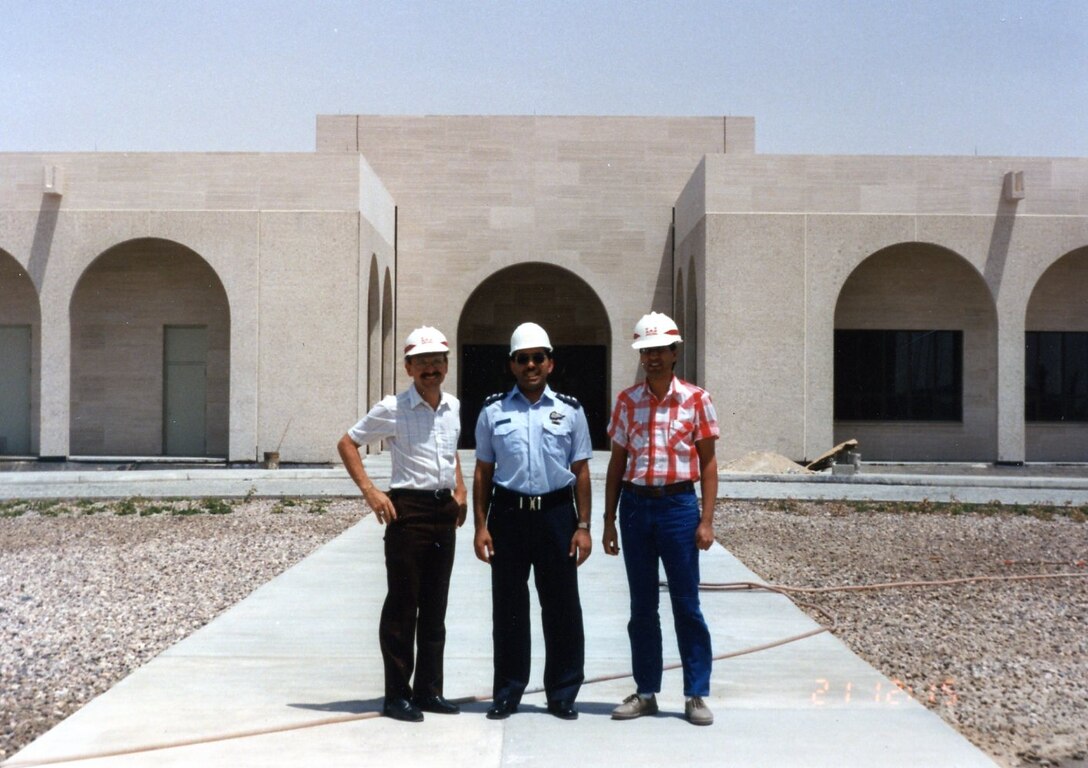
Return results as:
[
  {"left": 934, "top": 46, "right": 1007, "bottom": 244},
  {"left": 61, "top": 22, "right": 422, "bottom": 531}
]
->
[
  {"left": 510, "top": 322, "right": 553, "bottom": 355},
  {"left": 631, "top": 312, "right": 683, "bottom": 350},
  {"left": 404, "top": 326, "right": 449, "bottom": 356}
]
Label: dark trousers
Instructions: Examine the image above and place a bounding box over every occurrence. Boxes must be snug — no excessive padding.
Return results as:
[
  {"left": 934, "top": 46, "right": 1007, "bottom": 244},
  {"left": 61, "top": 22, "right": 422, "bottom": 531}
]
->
[
  {"left": 380, "top": 491, "right": 459, "bottom": 701},
  {"left": 486, "top": 489, "right": 585, "bottom": 705}
]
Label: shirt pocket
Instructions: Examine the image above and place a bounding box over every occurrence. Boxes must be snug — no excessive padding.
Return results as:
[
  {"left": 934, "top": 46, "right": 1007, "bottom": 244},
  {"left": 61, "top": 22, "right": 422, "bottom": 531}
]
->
[
  {"left": 494, "top": 420, "right": 518, "bottom": 438},
  {"left": 541, "top": 418, "right": 572, "bottom": 454},
  {"left": 667, "top": 419, "right": 695, "bottom": 450},
  {"left": 435, "top": 411, "right": 459, "bottom": 455},
  {"left": 492, "top": 419, "right": 525, "bottom": 460},
  {"left": 435, "top": 428, "right": 457, "bottom": 456}
]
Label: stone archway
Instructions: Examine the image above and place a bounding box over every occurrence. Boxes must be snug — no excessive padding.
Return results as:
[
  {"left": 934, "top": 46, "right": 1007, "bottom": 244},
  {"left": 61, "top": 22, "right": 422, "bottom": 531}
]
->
[
  {"left": 686, "top": 267, "right": 699, "bottom": 384},
  {"left": 1024, "top": 245, "right": 1088, "bottom": 460},
  {"left": 674, "top": 267, "right": 688, "bottom": 381},
  {"left": 70, "top": 239, "right": 230, "bottom": 457},
  {"left": 382, "top": 268, "right": 394, "bottom": 398},
  {"left": 0, "top": 251, "right": 40, "bottom": 456},
  {"left": 367, "top": 256, "right": 381, "bottom": 409},
  {"left": 457, "top": 263, "right": 611, "bottom": 448},
  {"left": 833, "top": 243, "right": 996, "bottom": 461}
]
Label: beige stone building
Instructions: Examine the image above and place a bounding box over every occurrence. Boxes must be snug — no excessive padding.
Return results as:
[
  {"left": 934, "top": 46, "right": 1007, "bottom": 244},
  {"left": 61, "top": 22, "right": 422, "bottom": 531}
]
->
[{"left": 1, "top": 116, "right": 1085, "bottom": 464}]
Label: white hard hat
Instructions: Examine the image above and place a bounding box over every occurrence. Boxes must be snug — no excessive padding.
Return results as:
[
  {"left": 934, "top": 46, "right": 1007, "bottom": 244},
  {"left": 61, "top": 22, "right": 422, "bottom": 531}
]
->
[
  {"left": 631, "top": 312, "right": 683, "bottom": 350},
  {"left": 509, "top": 322, "right": 553, "bottom": 355},
  {"left": 404, "top": 326, "right": 449, "bottom": 356}
]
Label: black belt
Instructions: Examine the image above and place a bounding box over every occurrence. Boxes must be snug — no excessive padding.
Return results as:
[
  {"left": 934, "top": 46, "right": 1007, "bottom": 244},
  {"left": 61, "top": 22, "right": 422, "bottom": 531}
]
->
[
  {"left": 491, "top": 484, "right": 573, "bottom": 511},
  {"left": 622, "top": 480, "right": 695, "bottom": 498},
  {"left": 388, "top": 487, "right": 453, "bottom": 503}
]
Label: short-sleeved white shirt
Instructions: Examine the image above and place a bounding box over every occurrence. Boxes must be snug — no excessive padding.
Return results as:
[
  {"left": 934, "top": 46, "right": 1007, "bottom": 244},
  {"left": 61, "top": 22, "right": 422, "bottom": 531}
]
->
[{"left": 347, "top": 385, "right": 460, "bottom": 491}]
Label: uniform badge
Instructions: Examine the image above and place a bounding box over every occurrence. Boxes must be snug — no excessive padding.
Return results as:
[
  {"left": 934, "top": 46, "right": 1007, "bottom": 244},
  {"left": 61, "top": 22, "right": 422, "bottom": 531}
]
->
[{"left": 549, "top": 411, "right": 565, "bottom": 424}]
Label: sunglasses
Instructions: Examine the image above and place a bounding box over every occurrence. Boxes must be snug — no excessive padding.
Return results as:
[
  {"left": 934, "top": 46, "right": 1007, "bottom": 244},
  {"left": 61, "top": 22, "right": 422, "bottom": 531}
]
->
[
  {"left": 513, "top": 352, "right": 548, "bottom": 365},
  {"left": 639, "top": 343, "right": 678, "bottom": 355}
]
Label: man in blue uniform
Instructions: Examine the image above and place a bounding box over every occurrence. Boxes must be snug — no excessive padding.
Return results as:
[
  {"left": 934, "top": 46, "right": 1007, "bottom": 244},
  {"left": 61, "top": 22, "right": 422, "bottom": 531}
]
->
[{"left": 472, "top": 322, "right": 593, "bottom": 720}]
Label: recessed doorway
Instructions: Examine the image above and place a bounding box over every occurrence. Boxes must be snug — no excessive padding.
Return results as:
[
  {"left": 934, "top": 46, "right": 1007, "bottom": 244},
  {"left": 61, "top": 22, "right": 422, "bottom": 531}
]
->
[{"left": 457, "top": 263, "right": 611, "bottom": 449}]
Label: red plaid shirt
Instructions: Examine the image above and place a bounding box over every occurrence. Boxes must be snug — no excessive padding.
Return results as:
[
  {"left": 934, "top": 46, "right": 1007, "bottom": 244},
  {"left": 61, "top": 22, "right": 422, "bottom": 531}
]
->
[{"left": 607, "top": 376, "right": 719, "bottom": 486}]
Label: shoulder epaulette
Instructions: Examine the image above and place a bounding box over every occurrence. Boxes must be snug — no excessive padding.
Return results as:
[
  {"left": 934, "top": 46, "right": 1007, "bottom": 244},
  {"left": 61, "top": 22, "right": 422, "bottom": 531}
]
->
[
  {"left": 555, "top": 392, "right": 582, "bottom": 410},
  {"left": 483, "top": 392, "right": 506, "bottom": 406}
]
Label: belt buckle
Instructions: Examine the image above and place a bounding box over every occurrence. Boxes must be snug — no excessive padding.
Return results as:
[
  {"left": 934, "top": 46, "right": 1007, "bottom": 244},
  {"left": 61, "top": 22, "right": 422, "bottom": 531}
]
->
[{"left": 522, "top": 495, "right": 542, "bottom": 511}]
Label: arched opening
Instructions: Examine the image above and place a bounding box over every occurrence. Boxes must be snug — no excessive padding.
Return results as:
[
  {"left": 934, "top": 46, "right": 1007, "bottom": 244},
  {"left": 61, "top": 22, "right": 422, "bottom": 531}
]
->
[
  {"left": 382, "top": 267, "right": 394, "bottom": 399},
  {"left": 1025, "top": 245, "right": 1088, "bottom": 461},
  {"left": 70, "top": 239, "right": 230, "bottom": 457},
  {"left": 833, "top": 243, "right": 996, "bottom": 461},
  {"left": 457, "top": 263, "right": 611, "bottom": 449},
  {"left": 686, "top": 267, "right": 699, "bottom": 384},
  {"left": 367, "top": 256, "right": 381, "bottom": 409},
  {"left": 674, "top": 267, "right": 688, "bottom": 381},
  {"left": 0, "top": 250, "right": 40, "bottom": 456}
]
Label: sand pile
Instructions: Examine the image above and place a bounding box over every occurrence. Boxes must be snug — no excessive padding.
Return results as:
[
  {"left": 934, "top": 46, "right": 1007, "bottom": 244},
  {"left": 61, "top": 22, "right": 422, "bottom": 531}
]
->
[{"left": 719, "top": 450, "right": 812, "bottom": 474}]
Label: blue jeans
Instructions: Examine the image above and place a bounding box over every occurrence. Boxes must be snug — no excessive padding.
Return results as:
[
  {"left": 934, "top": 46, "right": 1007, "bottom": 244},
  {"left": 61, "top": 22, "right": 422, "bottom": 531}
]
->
[{"left": 619, "top": 488, "right": 712, "bottom": 697}]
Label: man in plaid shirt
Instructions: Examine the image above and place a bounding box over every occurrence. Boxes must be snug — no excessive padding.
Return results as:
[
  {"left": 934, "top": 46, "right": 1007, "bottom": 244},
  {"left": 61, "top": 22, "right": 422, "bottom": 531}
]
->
[{"left": 602, "top": 311, "right": 719, "bottom": 726}]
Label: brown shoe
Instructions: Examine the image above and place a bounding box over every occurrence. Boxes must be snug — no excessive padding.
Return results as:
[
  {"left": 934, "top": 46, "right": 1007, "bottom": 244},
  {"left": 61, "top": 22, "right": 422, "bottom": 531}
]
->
[
  {"left": 611, "top": 693, "right": 658, "bottom": 720},
  {"left": 685, "top": 696, "right": 713, "bottom": 726}
]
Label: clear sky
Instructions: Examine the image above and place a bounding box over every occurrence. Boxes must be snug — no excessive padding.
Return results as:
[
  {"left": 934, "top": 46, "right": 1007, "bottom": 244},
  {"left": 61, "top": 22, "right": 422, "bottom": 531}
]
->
[{"left": 2, "top": 0, "right": 1085, "bottom": 157}]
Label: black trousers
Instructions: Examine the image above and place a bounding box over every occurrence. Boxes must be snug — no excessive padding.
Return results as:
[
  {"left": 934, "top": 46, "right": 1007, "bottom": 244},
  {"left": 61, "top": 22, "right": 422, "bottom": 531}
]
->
[
  {"left": 486, "top": 488, "right": 585, "bottom": 705},
  {"left": 379, "top": 491, "right": 459, "bottom": 701}
]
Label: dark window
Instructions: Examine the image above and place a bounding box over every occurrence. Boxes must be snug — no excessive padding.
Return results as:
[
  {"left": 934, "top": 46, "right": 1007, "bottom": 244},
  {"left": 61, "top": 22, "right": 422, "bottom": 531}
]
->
[
  {"left": 459, "top": 343, "right": 610, "bottom": 449},
  {"left": 835, "top": 330, "right": 963, "bottom": 421},
  {"left": 1025, "top": 331, "right": 1088, "bottom": 422}
]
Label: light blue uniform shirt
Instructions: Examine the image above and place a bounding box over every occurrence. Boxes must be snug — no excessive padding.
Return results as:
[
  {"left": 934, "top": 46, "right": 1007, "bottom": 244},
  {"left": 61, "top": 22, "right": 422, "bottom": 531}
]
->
[{"left": 475, "top": 384, "right": 592, "bottom": 495}]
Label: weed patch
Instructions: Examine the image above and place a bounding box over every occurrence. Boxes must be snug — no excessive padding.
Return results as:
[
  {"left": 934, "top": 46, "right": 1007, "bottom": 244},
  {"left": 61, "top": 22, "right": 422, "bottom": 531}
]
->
[
  {"left": 113, "top": 498, "right": 141, "bottom": 516},
  {"left": 0, "top": 499, "right": 28, "bottom": 517},
  {"left": 200, "top": 498, "right": 234, "bottom": 515},
  {"left": 272, "top": 497, "right": 300, "bottom": 514}
]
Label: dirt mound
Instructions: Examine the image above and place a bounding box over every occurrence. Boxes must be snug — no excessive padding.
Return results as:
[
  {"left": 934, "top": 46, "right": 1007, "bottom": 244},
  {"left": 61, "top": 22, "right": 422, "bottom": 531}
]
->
[{"left": 720, "top": 450, "right": 812, "bottom": 475}]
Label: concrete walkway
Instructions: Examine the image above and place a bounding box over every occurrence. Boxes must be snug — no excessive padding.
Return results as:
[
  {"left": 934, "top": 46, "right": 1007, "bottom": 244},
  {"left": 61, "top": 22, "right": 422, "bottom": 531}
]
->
[{"left": 4, "top": 455, "right": 1060, "bottom": 767}]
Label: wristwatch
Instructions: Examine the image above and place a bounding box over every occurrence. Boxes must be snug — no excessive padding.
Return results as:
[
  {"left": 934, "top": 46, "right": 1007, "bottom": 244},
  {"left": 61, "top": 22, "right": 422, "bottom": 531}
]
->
[{"left": 576, "top": 521, "right": 590, "bottom": 531}]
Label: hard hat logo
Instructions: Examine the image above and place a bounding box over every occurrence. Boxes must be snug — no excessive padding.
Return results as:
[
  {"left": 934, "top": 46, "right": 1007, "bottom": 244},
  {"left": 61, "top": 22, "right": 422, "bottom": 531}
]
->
[
  {"left": 631, "top": 312, "right": 682, "bottom": 350},
  {"left": 404, "top": 326, "right": 450, "bottom": 356}
]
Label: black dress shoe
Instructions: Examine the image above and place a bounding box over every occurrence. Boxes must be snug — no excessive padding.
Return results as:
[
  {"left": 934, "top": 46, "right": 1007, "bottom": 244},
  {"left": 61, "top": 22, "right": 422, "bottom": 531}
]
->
[
  {"left": 547, "top": 700, "right": 578, "bottom": 720},
  {"left": 382, "top": 697, "right": 424, "bottom": 722},
  {"left": 412, "top": 694, "right": 460, "bottom": 715},
  {"left": 486, "top": 699, "right": 519, "bottom": 720}
]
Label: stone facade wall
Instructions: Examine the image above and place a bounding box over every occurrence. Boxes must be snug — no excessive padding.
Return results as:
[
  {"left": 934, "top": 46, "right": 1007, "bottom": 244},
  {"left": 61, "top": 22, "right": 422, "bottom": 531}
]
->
[
  {"left": 320, "top": 115, "right": 745, "bottom": 400},
  {"left": 1, "top": 118, "right": 1085, "bottom": 463},
  {"left": 0, "top": 153, "right": 395, "bottom": 462},
  {"left": 677, "top": 154, "right": 1088, "bottom": 462}
]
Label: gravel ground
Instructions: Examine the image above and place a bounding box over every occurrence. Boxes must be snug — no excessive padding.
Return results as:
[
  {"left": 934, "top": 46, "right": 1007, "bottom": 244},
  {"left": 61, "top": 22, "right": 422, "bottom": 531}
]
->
[
  {"left": 716, "top": 499, "right": 1088, "bottom": 768},
  {"left": 1, "top": 496, "right": 1085, "bottom": 767}
]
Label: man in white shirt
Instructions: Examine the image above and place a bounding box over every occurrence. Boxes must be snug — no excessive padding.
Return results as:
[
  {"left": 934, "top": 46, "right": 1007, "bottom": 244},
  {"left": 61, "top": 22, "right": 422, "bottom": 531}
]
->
[{"left": 337, "top": 326, "right": 468, "bottom": 723}]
